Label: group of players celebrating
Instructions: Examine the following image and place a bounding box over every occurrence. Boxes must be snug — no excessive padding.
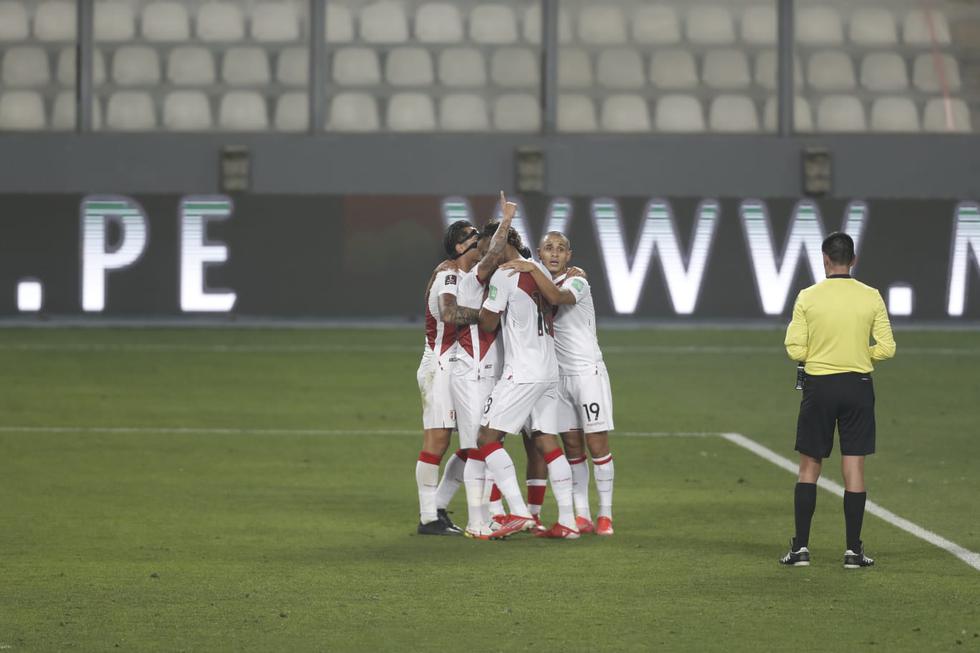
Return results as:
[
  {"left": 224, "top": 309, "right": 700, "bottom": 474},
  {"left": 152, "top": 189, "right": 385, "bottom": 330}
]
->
[{"left": 414, "top": 192, "right": 616, "bottom": 540}]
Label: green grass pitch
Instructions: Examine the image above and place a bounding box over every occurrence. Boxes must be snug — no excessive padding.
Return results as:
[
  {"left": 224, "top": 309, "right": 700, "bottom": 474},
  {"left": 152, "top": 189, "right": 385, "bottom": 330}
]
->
[{"left": 1, "top": 327, "right": 978, "bottom": 651}]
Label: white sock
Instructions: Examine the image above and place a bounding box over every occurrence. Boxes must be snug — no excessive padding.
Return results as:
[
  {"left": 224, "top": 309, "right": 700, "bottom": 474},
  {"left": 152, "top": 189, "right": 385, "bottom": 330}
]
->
[
  {"left": 568, "top": 456, "right": 592, "bottom": 521},
  {"left": 463, "top": 453, "right": 488, "bottom": 530},
  {"left": 593, "top": 454, "right": 614, "bottom": 519},
  {"left": 483, "top": 444, "right": 531, "bottom": 518},
  {"left": 526, "top": 479, "right": 547, "bottom": 517},
  {"left": 434, "top": 449, "right": 466, "bottom": 510},
  {"left": 546, "top": 451, "right": 575, "bottom": 529},
  {"left": 416, "top": 452, "right": 441, "bottom": 524},
  {"left": 483, "top": 471, "right": 506, "bottom": 517}
]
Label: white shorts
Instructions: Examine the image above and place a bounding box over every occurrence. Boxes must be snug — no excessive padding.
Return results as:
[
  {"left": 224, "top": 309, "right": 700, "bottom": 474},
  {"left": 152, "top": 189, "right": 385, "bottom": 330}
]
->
[
  {"left": 417, "top": 359, "right": 455, "bottom": 430},
  {"left": 481, "top": 377, "right": 559, "bottom": 436},
  {"left": 557, "top": 363, "right": 615, "bottom": 434},
  {"left": 450, "top": 373, "right": 496, "bottom": 449}
]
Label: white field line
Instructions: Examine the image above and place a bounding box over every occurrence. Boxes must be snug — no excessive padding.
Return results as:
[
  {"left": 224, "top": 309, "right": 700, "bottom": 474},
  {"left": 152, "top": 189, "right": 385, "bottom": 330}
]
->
[
  {"left": 722, "top": 432, "right": 980, "bottom": 572},
  {"left": 0, "top": 343, "right": 977, "bottom": 356}
]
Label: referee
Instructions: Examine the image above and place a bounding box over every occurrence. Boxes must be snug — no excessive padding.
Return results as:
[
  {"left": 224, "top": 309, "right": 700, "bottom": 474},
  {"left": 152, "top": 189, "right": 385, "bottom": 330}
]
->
[{"left": 779, "top": 232, "right": 896, "bottom": 568}]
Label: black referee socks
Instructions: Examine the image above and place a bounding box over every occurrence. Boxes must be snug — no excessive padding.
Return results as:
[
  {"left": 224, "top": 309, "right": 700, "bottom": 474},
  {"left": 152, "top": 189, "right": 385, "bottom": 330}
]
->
[
  {"left": 844, "top": 491, "right": 868, "bottom": 553},
  {"left": 794, "top": 482, "right": 818, "bottom": 549}
]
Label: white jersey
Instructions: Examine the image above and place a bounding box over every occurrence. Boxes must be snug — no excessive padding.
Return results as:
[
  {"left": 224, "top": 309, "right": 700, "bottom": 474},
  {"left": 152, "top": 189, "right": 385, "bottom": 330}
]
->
[
  {"left": 483, "top": 261, "right": 558, "bottom": 384},
  {"left": 420, "top": 268, "right": 458, "bottom": 367},
  {"left": 454, "top": 268, "right": 502, "bottom": 381},
  {"left": 553, "top": 273, "right": 604, "bottom": 376}
]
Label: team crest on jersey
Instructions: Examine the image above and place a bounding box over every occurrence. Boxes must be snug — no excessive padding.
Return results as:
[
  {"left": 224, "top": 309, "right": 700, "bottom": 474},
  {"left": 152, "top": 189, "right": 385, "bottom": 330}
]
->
[{"left": 445, "top": 274, "right": 457, "bottom": 285}]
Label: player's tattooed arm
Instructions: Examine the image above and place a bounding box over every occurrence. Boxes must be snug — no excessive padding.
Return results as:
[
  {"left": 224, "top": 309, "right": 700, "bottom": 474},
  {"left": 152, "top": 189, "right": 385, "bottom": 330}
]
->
[
  {"left": 476, "top": 191, "right": 518, "bottom": 282},
  {"left": 478, "top": 308, "right": 501, "bottom": 333},
  {"left": 438, "top": 293, "right": 480, "bottom": 325},
  {"left": 499, "top": 259, "right": 577, "bottom": 305}
]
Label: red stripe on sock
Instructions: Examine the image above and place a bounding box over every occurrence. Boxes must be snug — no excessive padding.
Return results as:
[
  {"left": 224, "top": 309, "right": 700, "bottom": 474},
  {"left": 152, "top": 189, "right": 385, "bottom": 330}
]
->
[
  {"left": 527, "top": 484, "right": 547, "bottom": 505},
  {"left": 454, "top": 448, "right": 468, "bottom": 461},
  {"left": 480, "top": 441, "right": 504, "bottom": 458},
  {"left": 544, "top": 448, "right": 563, "bottom": 464},
  {"left": 489, "top": 484, "right": 502, "bottom": 501},
  {"left": 567, "top": 456, "right": 587, "bottom": 465},
  {"left": 418, "top": 451, "right": 442, "bottom": 465},
  {"left": 593, "top": 454, "right": 613, "bottom": 466},
  {"left": 467, "top": 448, "right": 484, "bottom": 462}
]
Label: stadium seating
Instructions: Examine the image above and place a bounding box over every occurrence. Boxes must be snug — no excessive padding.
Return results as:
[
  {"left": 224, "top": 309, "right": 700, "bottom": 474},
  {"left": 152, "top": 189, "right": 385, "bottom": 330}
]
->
[
  {"left": 105, "top": 90, "right": 156, "bottom": 130},
  {"left": 440, "top": 93, "right": 490, "bottom": 131},
  {"left": 860, "top": 53, "right": 909, "bottom": 92},
  {"left": 655, "top": 94, "right": 706, "bottom": 132},
  {"left": 437, "top": 48, "right": 486, "bottom": 87},
  {"left": 387, "top": 92, "right": 436, "bottom": 131},
  {"left": 702, "top": 50, "right": 751, "bottom": 90},
  {"left": 869, "top": 96, "right": 920, "bottom": 132},
  {"left": 273, "top": 91, "right": 308, "bottom": 131},
  {"left": 596, "top": 49, "right": 645, "bottom": 89},
  {"left": 632, "top": 4, "right": 681, "bottom": 45},
  {"left": 162, "top": 90, "right": 211, "bottom": 130},
  {"left": 923, "top": 97, "right": 971, "bottom": 132},
  {"left": 51, "top": 91, "right": 102, "bottom": 129},
  {"left": 141, "top": 2, "right": 190, "bottom": 42},
  {"left": 762, "top": 95, "right": 814, "bottom": 132},
  {"left": 415, "top": 3, "right": 463, "bottom": 44},
  {"left": 328, "top": 92, "right": 380, "bottom": 131},
  {"left": 600, "top": 94, "right": 651, "bottom": 132},
  {"left": 217, "top": 90, "right": 268, "bottom": 130},
  {"left": 709, "top": 95, "right": 759, "bottom": 132},
  {"left": 558, "top": 93, "right": 597, "bottom": 132},
  {"left": 0, "top": 90, "right": 45, "bottom": 130},
  {"left": 493, "top": 93, "right": 540, "bottom": 131},
  {"left": 816, "top": 95, "right": 867, "bottom": 132},
  {"left": 2, "top": 47, "right": 50, "bottom": 87},
  {"left": 650, "top": 50, "right": 698, "bottom": 89},
  {"left": 34, "top": 1, "right": 76, "bottom": 42},
  {"left": 386, "top": 47, "right": 435, "bottom": 86}
]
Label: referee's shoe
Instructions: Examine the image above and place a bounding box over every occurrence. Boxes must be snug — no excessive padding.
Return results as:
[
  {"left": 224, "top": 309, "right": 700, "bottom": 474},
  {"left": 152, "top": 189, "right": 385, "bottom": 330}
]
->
[
  {"left": 844, "top": 542, "right": 875, "bottom": 569},
  {"left": 779, "top": 538, "right": 811, "bottom": 567}
]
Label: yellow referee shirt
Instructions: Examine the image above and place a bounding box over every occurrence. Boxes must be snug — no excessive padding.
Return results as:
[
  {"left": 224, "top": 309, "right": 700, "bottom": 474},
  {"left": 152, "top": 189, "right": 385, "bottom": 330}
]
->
[{"left": 784, "top": 275, "right": 896, "bottom": 375}]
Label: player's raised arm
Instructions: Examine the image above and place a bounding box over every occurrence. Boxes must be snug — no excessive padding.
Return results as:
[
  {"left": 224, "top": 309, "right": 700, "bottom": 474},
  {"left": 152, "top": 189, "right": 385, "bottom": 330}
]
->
[
  {"left": 500, "top": 258, "right": 577, "bottom": 305},
  {"left": 476, "top": 191, "right": 517, "bottom": 282}
]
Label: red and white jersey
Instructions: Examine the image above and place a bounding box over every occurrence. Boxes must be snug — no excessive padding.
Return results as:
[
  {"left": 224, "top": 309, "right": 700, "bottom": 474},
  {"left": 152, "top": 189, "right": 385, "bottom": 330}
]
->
[
  {"left": 553, "top": 273, "right": 605, "bottom": 376},
  {"left": 421, "top": 268, "right": 458, "bottom": 367},
  {"left": 454, "top": 268, "right": 502, "bottom": 381},
  {"left": 483, "top": 261, "right": 558, "bottom": 384}
]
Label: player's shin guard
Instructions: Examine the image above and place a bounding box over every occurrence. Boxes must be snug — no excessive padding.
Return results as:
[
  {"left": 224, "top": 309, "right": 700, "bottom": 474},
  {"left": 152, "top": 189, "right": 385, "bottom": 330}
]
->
[
  {"left": 593, "top": 454, "right": 614, "bottom": 519},
  {"left": 416, "top": 451, "right": 442, "bottom": 524},
  {"left": 545, "top": 449, "right": 576, "bottom": 529},
  {"left": 481, "top": 442, "right": 532, "bottom": 518},
  {"left": 567, "top": 456, "right": 591, "bottom": 520},
  {"left": 434, "top": 449, "right": 467, "bottom": 510},
  {"left": 463, "top": 449, "right": 489, "bottom": 530},
  {"left": 526, "top": 479, "right": 547, "bottom": 517}
]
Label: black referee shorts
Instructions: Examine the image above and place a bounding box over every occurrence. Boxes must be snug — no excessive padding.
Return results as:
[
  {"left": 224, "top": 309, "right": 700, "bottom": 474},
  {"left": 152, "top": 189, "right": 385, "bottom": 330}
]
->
[{"left": 796, "top": 372, "right": 876, "bottom": 460}]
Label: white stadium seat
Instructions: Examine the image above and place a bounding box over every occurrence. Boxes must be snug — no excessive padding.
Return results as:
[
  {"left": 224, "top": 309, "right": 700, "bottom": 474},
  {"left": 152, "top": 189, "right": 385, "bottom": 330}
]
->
[
  {"left": 222, "top": 47, "right": 271, "bottom": 86},
  {"left": 0, "top": 1, "right": 29, "bottom": 41},
  {"left": 332, "top": 48, "right": 381, "bottom": 86},
  {"left": 196, "top": 3, "right": 246, "bottom": 42},
  {"left": 252, "top": 2, "right": 300, "bottom": 42},
  {"left": 870, "top": 97, "right": 920, "bottom": 132},
  {"left": 632, "top": 4, "right": 680, "bottom": 45},
  {"left": 816, "top": 95, "right": 866, "bottom": 132},
  {"left": 162, "top": 90, "right": 212, "bottom": 131},
  {"left": 167, "top": 47, "right": 215, "bottom": 85},
  {"left": 808, "top": 51, "right": 856, "bottom": 91},
  {"left": 142, "top": 2, "right": 190, "bottom": 41},
  {"left": 2, "top": 47, "right": 50, "bottom": 87},
  {"left": 903, "top": 10, "right": 951, "bottom": 45},
  {"left": 440, "top": 94, "right": 489, "bottom": 131},
  {"left": 325, "top": 3, "right": 354, "bottom": 43},
  {"left": 416, "top": 3, "right": 463, "bottom": 44},
  {"left": 709, "top": 95, "right": 759, "bottom": 132},
  {"left": 437, "top": 48, "right": 486, "bottom": 87},
  {"left": 328, "top": 92, "right": 380, "bottom": 131},
  {"left": 387, "top": 92, "right": 436, "bottom": 131},
  {"left": 702, "top": 49, "right": 751, "bottom": 90},
  {"left": 557, "top": 94, "right": 597, "bottom": 132},
  {"left": 654, "top": 95, "right": 705, "bottom": 133},
  {"left": 276, "top": 48, "right": 308, "bottom": 86},
  {"left": 578, "top": 4, "right": 627, "bottom": 45},
  {"left": 523, "top": 4, "right": 572, "bottom": 44},
  {"left": 470, "top": 4, "right": 518, "bottom": 44},
  {"left": 111, "top": 46, "right": 160, "bottom": 86},
  {"left": 763, "top": 96, "right": 814, "bottom": 132},
  {"left": 650, "top": 50, "right": 698, "bottom": 89},
  {"left": 218, "top": 91, "right": 269, "bottom": 131},
  {"left": 596, "top": 49, "right": 645, "bottom": 90},
  {"left": 795, "top": 5, "right": 843, "bottom": 45},
  {"left": 274, "top": 92, "right": 308, "bottom": 131},
  {"left": 490, "top": 48, "right": 538, "bottom": 87},
  {"left": 386, "top": 47, "right": 434, "bottom": 86},
  {"left": 34, "top": 1, "right": 76, "bottom": 41},
  {"left": 51, "top": 91, "right": 102, "bottom": 130},
  {"left": 57, "top": 48, "right": 107, "bottom": 86},
  {"left": 0, "top": 91, "right": 44, "bottom": 130},
  {"left": 923, "top": 98, "right": 972, "bottom": 133},
  {"left": 106, "top": 91, "right": 156, "bottom": 130},
  {"left": 360, "top": 1, "right": 409, "bottom": 43},
  {"left": 493, "top": 93, "right": 540, "bottom": 132},
  {"left": 849, "top": 8, "right": 898, "bottom": 46},
  {"left": 95, "top": 1, "right": 135, "bottom": 41},
  {"left": 686, "top": 5, "right": 735, "bottom": 45},
  {"left": 559, "top": 48, "right": 592, "bottom": 88},
  {"left": 860, "top": 53, "right": 908, "bottom": 92},
  {"left": 741, "top": 5, "right": 776, "bottom": 46},
  {"left": 601, "top": 95, "right": 650, "bottom": 132},
  {"left": 754, "top": 51, "right": 803, "bottom": 90},
  {"left": 913, "top": 53, "right": 961, "bottom": 92}
]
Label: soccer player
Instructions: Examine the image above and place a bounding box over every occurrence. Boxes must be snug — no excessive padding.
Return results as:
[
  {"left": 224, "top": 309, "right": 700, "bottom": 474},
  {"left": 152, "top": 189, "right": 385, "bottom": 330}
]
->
[
  {"left": 780, "top": 232, "right": 896, "bottom": 568},
  {"left": 473, "top": 235, "right": 579, "bottom": 540},
  {"left": 414, "top": 219, "right": 482, "bottom": 535},
  {"left": 501, "top": 232, "right": 616, "bottom": 536}
]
